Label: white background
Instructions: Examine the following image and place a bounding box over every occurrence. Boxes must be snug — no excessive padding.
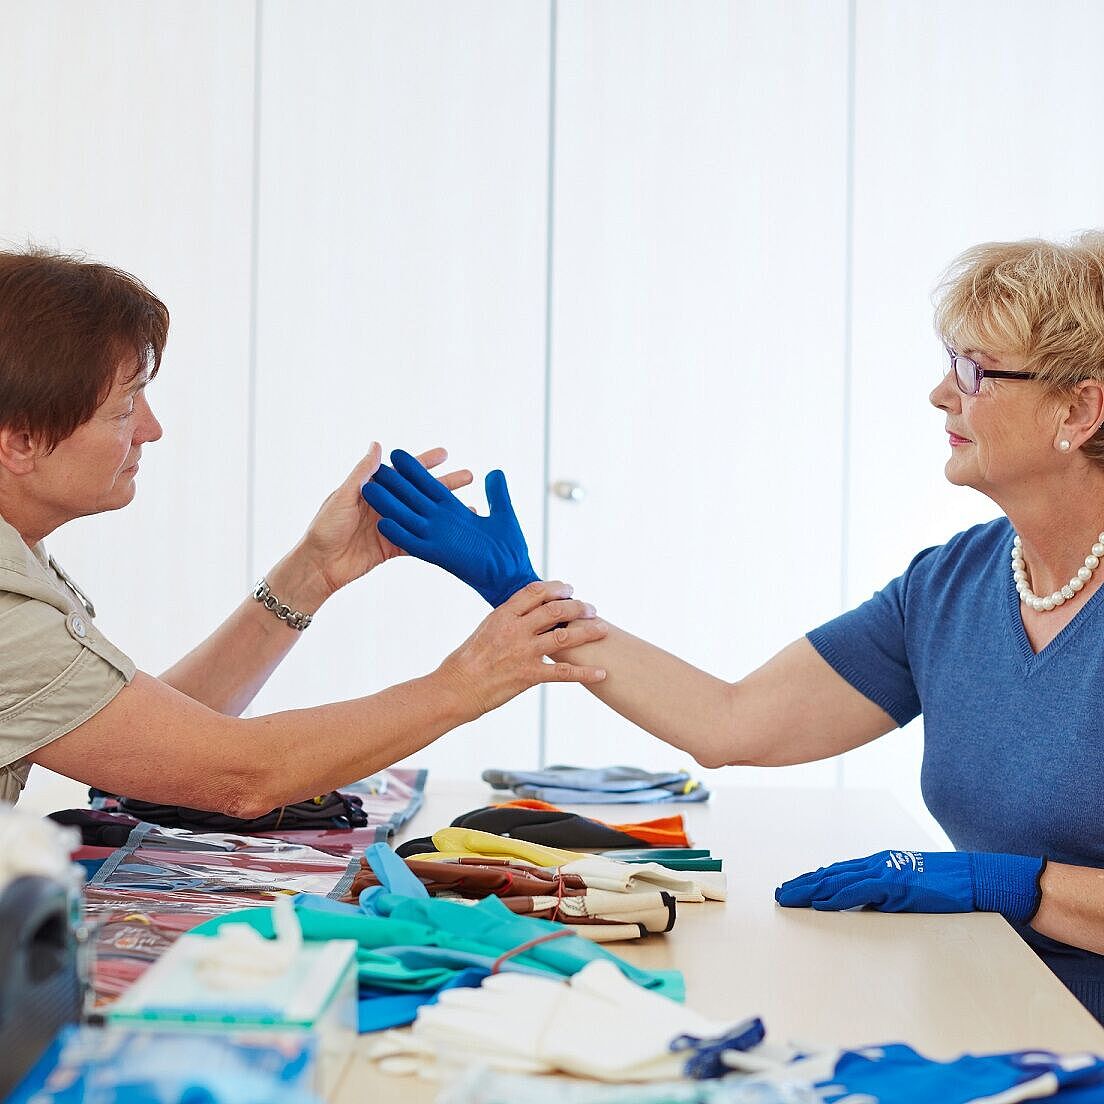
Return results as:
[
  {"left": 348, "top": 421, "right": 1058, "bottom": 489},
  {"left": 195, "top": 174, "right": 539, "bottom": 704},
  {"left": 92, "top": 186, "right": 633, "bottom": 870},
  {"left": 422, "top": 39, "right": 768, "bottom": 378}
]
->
[{"left": 5, "top": 1, "right": 1104, "bottom": 839}]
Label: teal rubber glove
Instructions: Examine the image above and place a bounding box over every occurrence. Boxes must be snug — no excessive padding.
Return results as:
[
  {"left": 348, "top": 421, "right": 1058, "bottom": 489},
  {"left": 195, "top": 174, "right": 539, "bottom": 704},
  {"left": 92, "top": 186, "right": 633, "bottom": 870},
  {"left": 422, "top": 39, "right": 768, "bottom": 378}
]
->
[
  {"left": 361, "top": 449, "right": 539, "bottom": 607},
  {"left": 775, "top": 849, "right": 1046, "bottom": 922}
]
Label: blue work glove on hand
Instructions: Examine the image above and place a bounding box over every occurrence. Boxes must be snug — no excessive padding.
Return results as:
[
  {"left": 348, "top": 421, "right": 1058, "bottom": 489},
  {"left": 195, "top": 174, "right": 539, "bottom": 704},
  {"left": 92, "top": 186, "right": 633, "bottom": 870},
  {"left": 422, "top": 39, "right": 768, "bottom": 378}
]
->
[
  {"left": 774, "top": 849, "right": 1046, "bottom": 922},
  {"left": 361, "top": 449, "right": 539, "bottom": 607}
]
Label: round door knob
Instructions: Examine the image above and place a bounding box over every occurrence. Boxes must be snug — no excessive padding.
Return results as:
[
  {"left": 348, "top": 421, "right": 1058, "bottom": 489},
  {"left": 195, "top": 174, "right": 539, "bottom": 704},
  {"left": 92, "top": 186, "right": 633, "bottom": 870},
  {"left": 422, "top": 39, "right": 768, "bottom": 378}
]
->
[{"left": 551, "top": 480, "right": 586, "bottom": 503}]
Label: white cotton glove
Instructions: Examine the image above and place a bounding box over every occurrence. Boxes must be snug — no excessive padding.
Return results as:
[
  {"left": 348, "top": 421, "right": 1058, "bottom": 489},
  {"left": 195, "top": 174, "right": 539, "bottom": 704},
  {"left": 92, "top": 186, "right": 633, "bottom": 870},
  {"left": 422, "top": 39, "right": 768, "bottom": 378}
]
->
[
  {"left": 413, "top": 960, "right": 743, "bottom": 1082},
  {"left": 560, "top": 857, "right": 726, "bottom": 903}
]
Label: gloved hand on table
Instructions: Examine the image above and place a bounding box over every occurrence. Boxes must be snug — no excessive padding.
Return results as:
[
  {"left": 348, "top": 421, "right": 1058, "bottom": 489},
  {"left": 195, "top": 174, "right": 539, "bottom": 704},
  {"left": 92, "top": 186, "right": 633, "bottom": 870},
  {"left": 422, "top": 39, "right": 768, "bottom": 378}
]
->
[
  {"left": 361, "top": 448, "right": 539, "bottom": 607},
  {"left": 774, "top": 849, "right": 1046, "bottom": 922}
]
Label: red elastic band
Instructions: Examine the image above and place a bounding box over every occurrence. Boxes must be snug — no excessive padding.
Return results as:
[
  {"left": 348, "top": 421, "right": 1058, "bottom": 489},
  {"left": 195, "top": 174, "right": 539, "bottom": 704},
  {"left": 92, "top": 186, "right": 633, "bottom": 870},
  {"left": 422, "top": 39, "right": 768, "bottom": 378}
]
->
[
  {"left": 551, "top": 868, "right": 568, "bottom": 923},
  {"left": 491, "top": 928, "right": 573, "bottom": 973}
]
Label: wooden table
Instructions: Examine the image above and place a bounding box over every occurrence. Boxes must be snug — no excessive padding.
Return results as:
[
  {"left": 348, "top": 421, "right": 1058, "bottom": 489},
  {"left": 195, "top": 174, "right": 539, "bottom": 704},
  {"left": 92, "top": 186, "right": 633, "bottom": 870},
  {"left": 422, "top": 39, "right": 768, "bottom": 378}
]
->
[{"left": 327, "top": 782, "right": 1104, "bottom": 1102}]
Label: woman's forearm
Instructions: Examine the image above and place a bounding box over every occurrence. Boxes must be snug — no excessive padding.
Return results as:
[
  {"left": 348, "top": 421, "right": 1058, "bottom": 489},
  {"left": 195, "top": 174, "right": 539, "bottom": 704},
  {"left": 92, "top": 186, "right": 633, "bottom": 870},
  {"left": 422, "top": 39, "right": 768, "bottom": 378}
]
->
[
  {"left": 34, "top": 582, "right": 607, "bottom": 816},
  {"left": 32, "top": 667, "right": 473, "bottom": 817},
  {"left": 159, "top": 545, "right": 333, "bottom": 715},
  {"left": 1030, "top": 862, "right": 1104, "bottom": 955},
  {"left": 550, "top": 626, "right": 897, "bottom": 769},
  {"left": 549, "top": 625, "right": 739, "bottom": 767}
]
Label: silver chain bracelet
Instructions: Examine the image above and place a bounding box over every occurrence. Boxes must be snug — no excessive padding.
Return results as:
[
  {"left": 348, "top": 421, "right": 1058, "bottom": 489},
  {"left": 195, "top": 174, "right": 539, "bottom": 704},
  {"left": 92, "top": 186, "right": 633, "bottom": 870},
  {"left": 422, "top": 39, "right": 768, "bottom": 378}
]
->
[{"left": 252, "top": 578, "right": 314, "bottom": 631}]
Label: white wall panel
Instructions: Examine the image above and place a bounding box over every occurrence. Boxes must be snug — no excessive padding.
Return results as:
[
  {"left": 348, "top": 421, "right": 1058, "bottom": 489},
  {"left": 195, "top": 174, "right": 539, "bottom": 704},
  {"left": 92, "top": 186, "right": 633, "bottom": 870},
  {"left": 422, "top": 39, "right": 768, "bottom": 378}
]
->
[
  {"left": 0, "top": 0, "right": 256, "bottom": 666},
  {"left": 544, "top": 1, "right": 850, "bottom": 786},
  {"left": 842, "top": 0, "right": 1104, "bottom": 837},
  {"left": 250, "top": 1, "right": 552, "bottom": 774}
]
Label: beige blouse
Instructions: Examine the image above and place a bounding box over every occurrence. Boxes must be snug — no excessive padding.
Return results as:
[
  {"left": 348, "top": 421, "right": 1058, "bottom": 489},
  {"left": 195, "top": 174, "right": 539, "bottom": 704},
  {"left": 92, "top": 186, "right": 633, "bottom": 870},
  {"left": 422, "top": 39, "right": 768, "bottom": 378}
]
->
[{"left": 0, "top": 514, "right": 135, "bottom": 804}]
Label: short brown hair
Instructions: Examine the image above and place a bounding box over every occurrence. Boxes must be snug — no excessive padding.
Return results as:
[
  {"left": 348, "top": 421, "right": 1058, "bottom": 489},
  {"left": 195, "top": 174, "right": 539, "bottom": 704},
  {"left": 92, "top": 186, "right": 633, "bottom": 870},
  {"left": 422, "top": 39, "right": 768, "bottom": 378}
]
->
[
  {"left": 934, "top": 233, "right": 1104, "bottom": 466},
  {"left": 0, "top": 249, "right": 170, "bottom": 450}
]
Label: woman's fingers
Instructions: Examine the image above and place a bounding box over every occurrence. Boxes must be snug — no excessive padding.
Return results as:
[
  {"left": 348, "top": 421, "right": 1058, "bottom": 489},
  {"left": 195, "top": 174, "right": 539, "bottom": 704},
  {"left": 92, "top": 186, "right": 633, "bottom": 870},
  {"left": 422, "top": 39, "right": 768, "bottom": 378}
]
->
[
  {"left": 415, "top": 447, "right": 449, "bottom": 471},
  {"left": 345, "top": 442, "right": 383, "bottom": 490},
  {"left": 544, "top": 618, "right": 608, "bottom": 652},
  {"left": 539, "top": 660, "right": 607, "bottom": 685},
  {"left": 440, "top": 468, "right": 474, "bottom": 492},
  {"left": 527, "top": 597, "right": 597, "bottom": 631},
  {"left": 436, "top": 580, "right": 606, "bottom": 718},
  {"left": 504, "top": 580, "right": 575, "bottom": 616}
]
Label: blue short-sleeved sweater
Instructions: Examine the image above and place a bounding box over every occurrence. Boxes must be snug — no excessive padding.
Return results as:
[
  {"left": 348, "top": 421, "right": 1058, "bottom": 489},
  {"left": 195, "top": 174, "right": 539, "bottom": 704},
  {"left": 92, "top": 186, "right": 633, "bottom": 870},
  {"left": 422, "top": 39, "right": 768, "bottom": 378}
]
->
[{"left": 808, "top": 516, "right": 1104, "bottom": 1021}]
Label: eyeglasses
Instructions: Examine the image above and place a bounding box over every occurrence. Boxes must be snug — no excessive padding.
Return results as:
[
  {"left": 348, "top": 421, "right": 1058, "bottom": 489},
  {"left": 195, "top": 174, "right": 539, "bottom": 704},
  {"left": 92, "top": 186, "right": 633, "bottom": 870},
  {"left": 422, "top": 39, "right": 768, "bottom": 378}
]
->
[{"left": 944, "top": 348, "right": 1037, "bottom": 396}]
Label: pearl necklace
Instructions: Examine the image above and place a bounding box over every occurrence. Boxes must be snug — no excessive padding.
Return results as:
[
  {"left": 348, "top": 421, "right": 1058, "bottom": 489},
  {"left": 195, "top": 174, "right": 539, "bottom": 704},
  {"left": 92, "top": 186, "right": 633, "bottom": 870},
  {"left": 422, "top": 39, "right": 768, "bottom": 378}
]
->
[{"left": 1012, "top": 532, "right": 1104, "bottom": 612}]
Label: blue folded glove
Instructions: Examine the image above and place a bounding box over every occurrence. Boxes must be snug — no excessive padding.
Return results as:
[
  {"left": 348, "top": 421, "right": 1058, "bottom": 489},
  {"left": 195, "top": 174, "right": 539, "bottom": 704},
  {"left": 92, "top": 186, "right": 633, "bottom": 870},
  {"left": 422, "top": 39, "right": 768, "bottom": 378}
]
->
[
  {"left": 361, "top": 449, "right": 540, "bottom": 607},
  {"left": 810, "top": 1043, "right": 1104, "bottom": 1104},
  {"left": 774, "top": 849, "right": 1046, "bottom": 922}
]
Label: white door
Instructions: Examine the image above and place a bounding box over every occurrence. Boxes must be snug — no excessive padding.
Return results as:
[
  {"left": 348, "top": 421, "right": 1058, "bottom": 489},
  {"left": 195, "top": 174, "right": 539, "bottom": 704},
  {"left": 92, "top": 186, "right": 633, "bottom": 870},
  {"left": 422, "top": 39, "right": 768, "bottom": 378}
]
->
[
  {"left": 249, "top": 1, "right": 554, "bottom": 775},
  {"left": 543, "top": 1, "right": 851, "bottom": 786}
]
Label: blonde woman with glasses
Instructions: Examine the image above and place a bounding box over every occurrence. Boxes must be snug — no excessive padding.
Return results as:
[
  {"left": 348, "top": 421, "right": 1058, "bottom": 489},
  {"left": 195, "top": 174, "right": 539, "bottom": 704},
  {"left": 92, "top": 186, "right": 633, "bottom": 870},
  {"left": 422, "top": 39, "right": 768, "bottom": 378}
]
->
[{"left": 365, "top": 234, "right": 1104, "bottom": 1023}]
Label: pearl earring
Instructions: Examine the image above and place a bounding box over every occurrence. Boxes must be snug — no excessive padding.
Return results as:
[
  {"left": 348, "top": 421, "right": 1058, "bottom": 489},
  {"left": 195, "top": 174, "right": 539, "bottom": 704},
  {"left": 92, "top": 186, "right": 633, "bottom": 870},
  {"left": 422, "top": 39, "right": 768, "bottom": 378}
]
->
[{"left": 1059, "top": 440, "right": 1072, "bottom": 452}]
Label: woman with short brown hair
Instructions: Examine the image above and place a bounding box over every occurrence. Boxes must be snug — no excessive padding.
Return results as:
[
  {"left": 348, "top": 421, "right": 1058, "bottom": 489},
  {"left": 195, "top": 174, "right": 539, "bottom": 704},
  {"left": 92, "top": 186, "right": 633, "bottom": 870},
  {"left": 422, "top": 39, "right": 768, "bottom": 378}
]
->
[{"left": 0, "top": 249, "right": 608, "bottom": 810}]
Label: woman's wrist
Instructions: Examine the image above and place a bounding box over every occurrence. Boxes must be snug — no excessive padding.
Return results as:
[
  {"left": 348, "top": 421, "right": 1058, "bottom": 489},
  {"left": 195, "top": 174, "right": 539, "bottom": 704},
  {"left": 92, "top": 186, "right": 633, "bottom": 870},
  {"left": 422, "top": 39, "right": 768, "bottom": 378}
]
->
[
  {"left": 428, "top": 660, "right": 486, "bottom": 726},
  {"left": 263, "top": 546, "right": 336, "bottom": 616}
]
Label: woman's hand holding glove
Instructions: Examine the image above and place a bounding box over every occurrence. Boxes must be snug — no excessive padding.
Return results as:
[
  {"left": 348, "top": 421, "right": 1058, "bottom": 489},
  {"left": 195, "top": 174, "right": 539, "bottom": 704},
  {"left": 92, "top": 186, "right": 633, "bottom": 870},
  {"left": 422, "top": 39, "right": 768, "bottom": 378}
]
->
[
  {"left": 298, "top": 443, "right": 474, "bottom": 598},
  {"left": 775, "top": 849, "right": 1046, "bottom": 922},
  {"left": 361, "top": 448, "right": 539, "bottom": 607}
]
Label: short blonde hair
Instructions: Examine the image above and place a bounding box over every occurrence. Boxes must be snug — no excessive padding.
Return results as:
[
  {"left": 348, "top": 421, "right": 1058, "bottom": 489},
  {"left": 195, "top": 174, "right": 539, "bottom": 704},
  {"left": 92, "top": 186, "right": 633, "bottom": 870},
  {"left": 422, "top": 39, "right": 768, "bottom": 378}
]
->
[{"left": 934, "top": 233, "right": 1104, "bottom": 465}]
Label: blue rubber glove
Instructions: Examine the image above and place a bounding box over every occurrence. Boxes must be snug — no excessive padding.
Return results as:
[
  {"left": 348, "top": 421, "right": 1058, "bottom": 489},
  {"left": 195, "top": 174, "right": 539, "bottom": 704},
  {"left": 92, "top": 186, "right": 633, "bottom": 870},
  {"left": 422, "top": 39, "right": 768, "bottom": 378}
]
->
[
  {"left": 774, "top": 849, "right": 1046, "bottom": 922},
  {"left": 811, "top": 1044, "right": 1104, "bottom": 1104},
  {"left": 361, "top": 449, "right": 539, "bottom": 607}
]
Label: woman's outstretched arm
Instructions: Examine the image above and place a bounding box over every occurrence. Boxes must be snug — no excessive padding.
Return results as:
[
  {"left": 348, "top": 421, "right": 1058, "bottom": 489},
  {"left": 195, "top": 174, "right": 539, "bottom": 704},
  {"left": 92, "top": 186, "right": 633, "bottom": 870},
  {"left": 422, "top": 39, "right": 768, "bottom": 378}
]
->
[{"left": 547, "top": 628, "right": 895, "bottom": 768}]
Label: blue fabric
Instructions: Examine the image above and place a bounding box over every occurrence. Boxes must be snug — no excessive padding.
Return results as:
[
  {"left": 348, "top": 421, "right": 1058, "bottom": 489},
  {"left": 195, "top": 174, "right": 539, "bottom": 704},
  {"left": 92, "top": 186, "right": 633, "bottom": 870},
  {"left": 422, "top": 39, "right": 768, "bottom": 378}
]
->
[
  {"left": 359, "top": 842, "right": 429, "bottom": 915},
  {"left": 813, "top": 1044, "right": 1104, "bottom": 1103},
  {"left": 671, "top": 1017, "right": 766, "bottom": 1079},
  {"left": 775, "top": 849, "right": 1044, "bottom": 921},
  {"left": 807, "top": 516, "right": 1104, "bottom": 1018},
  {"left": 369, "top": 945, "right": 547, "bottom": 978},
  {"left": 511, "top": 785, "right": 710, "bottom": 805},
  {"left": 357, "top": 967, "right": 487, "bottom": 1032},
  {"left": 361, "top": 450, "right": 539, "bottom": 607},
  {"left": 75, "top": 858, "right": 106, "bottom": 881},
  {"left": 484, "top": 766, "right": 694, "bottom": 792},
  {"left": 313, "top": 850, "right": 490, "bottom": 1034}
]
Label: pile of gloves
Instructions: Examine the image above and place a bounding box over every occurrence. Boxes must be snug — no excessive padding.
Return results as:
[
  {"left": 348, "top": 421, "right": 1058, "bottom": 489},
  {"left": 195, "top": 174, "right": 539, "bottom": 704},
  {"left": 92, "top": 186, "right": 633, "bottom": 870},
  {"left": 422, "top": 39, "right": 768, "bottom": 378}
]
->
[
  {"left": 482, "top": 765, "right": 709, "bottom": 805},
  {"left": 115, "top": 790, "right": 370, "bottom": 833},
  {"left": 373, "top": 958, "right": 1104, "bottom": 1100},
  {"left": 380, "top": 959, "right": 762, "bottom": 1082},
  {"left": 446, "top": 798, "right": 692, "bottom": 848},
  {"left": 361, "top": 801, "right": 717, "bottom": 940},
  {"left": 347, "top": 855, "right": 677, "bottom": 941},
  {"left": 191, "top": 842, "right": 685, "bottom": 1035}
]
